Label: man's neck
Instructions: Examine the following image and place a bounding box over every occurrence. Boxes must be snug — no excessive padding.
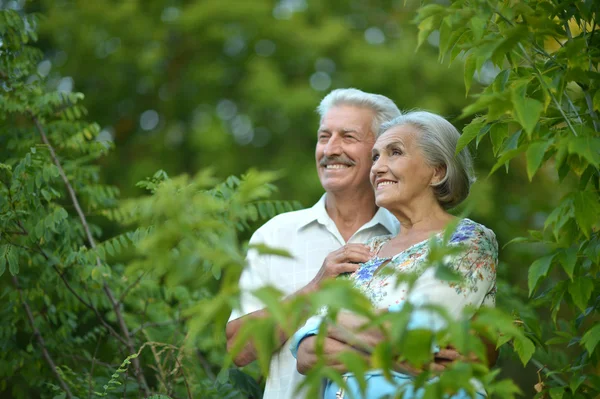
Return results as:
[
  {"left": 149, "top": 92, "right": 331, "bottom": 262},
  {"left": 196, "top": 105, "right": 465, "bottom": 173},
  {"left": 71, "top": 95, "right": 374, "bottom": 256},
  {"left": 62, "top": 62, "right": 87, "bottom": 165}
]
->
[{"left": 325, "top": 189, "right": 379, "bottom": 242}]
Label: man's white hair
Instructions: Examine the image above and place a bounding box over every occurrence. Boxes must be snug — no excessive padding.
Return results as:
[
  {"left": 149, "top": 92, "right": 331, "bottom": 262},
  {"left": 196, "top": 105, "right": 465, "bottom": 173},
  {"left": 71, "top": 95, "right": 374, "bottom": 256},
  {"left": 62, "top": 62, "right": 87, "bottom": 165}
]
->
[{"left": 317, "top": 88, "right": 401, "bottom": 135}]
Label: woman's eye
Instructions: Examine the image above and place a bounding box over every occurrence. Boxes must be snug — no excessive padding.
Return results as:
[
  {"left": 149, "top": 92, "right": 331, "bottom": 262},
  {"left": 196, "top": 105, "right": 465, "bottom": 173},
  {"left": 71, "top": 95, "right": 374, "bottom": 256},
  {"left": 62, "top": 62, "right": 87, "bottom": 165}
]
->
[
  {"left": 372, "top": 154, "right": 379, "bottom": 162},
  {"left": 392, "top": 149, "right": 403, "bottom": 156}
]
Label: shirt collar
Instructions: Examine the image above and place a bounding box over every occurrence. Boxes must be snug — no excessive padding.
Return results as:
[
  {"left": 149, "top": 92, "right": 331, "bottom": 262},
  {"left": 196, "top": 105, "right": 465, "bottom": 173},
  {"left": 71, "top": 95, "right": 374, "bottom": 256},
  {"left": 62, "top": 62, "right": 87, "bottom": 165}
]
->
[
  {"left": 360, "top": 205, "right": 398, "bottom": 235},
  {"left": 297, "top": 193, "right": 398, "bottom": 235},
  {"left": 297, "top": 193, "right": 329, "bottom": 230}
]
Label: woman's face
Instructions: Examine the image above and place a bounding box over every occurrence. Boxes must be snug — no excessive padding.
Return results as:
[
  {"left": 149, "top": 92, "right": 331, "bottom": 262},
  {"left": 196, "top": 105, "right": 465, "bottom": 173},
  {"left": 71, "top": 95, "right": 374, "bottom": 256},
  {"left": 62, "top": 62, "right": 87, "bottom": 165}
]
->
[{"left": 370, "top": 124, "right": 440, "bottom": 211}]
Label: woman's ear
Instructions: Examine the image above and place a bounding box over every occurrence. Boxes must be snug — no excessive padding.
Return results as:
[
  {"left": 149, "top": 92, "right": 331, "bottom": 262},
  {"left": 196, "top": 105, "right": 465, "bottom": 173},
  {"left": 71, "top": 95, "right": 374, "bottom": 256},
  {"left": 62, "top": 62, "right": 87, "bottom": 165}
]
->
[{"left": 431, "top": 165, "right": 447, "bottom": 185}]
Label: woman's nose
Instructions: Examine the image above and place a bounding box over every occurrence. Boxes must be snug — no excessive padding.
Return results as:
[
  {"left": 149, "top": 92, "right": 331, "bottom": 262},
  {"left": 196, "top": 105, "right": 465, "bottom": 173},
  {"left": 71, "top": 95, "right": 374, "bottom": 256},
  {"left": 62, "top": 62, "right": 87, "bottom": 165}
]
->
[{"left": 371, "top": 156, "right": 387, "bottom": 174}]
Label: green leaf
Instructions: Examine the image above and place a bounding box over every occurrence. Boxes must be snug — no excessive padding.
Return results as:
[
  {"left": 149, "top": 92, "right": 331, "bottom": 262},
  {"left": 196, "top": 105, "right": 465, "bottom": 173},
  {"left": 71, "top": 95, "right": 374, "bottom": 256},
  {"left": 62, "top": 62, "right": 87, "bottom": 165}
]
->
[
  {"left": 228, "top": 369, "right": 262, "bottom": 399},
  {"left": 249, "top": 243, "right": 292, "bottom": 258},
  {"left": 464, "top": 53, "right": 476, "bottom": 96},
  {"left": 438, "top": 17, "right": 452, "bottom": 61},
  {"left": 573, "top": 191, "right": 600, "bottom": 238},
  {"left": 0, "top": 247, "right": 6, "bottom": 277},
  {"left": 401, "top": 328, "right": 435, "bottom": 367},
  {"left": 548, "top": 387, "right": 564, "bottom": 399},
  {"left": 469, "top": 16, "right": 486, "bottom": 41},
  {"left": 580, "top": 324, "right": 600, "bottom": 354},
  {"left": 371, "top": 341, "right": 394, "bottom": 381},
  {"left": 593, "top": 89, "right": 600, "bottom": 112},
  {"left": 435, "top": 264, "right": 463, "bottom": 283},
  {"left": 557, "top": 247, "right": 577, "bottom": 280},
  {"left": 489, "top": 123, "right": 509, "bottom": 155},
  {"left": 336, "top": 351, "right": 369, "bottom": 395},
  {"left": 511, "top": 94, "right": 543, "bottom": 138},
  {"left": 502, "top": 236, "right": 534, "bottom": 249},
  {"left": 568, "top": 277, "right": 594, "bottom": 311},
  {"left": 456, "top": 117, "right": 486, "bottom": 154},
  {"left": 528, "top": 254, "right": 555, "bottom": 296},
  {"left": 489, "top": 146, "right": 526, "bottom": 176},
  {"left": 525, "top": 140, "right": 551, "bottom": 181},
  {"left": 6, "top": 246, "right": 19, "bottom": 276},
  {"left": 513, "top": 335, "right": 535, "bottom": 365},
  {"left": 569, "top": 374, "right": 586, "bottom": 394},
  {"left": 568, "top": 136, "right": 600, "bottom": 167}
]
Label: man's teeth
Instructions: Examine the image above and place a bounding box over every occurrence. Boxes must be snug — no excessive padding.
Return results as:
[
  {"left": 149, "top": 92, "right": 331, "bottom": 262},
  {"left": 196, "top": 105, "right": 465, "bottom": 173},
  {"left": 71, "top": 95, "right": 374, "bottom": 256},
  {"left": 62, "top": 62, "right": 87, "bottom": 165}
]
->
[
  {"left": 325, "top": 164, "right": 349, "bottom": 169},
  {"left": 378, "top": 181, "right": 396, "bottom": 188}
]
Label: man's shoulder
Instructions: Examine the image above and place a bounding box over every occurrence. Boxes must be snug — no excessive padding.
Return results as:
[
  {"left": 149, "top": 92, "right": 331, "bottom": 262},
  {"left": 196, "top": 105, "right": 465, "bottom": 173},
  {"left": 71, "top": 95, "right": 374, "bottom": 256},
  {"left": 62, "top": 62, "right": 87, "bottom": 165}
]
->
[{"left": 252, "top": 206, "right": 316, "bottom": 238}]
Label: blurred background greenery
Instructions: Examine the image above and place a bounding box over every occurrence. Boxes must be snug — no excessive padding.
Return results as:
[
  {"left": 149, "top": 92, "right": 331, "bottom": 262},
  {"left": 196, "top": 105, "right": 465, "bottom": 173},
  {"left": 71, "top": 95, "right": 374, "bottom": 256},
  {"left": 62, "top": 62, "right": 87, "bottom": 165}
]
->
[{"left": 15, "top": 0, "right": 569, "bottom": 395}]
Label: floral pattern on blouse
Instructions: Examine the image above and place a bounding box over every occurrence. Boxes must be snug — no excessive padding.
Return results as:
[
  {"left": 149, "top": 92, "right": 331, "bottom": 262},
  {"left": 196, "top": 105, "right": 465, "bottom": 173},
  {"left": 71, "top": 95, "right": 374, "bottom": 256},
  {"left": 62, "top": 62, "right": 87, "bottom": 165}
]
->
[{"left": 348, "top": 218, "right": 497, "bottom": 314}]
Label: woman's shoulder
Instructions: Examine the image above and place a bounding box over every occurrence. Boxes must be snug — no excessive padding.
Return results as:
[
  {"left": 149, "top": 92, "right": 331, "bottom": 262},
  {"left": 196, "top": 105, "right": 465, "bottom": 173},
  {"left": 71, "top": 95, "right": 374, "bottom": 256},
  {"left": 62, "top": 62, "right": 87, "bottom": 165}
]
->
[{"left": 450, "top": 219, "right": 498, "bottom": 250}]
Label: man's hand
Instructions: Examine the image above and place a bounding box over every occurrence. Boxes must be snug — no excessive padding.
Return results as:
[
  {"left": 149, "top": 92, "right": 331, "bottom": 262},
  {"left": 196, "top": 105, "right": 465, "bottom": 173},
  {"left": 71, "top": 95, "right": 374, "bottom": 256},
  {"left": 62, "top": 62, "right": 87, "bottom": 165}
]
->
[
  {"left": 228, "top": 245, "right": 373, "bottom": 368},
  {"left": 433, "top": 339, "right": 499, "bottom": 370},
  {"left": 306, "top": 244, "right": 371, "bottom": 291},
  {"left": 296, "top": 335, "right": 371, "bottom": 374}
]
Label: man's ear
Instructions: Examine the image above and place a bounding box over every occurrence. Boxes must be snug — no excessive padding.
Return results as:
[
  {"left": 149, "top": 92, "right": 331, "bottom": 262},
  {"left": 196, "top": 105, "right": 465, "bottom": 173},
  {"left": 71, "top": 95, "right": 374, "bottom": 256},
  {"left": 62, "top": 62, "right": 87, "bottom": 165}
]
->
[{"left": 431, "top": 165, "right": 447, "bottom": 185}]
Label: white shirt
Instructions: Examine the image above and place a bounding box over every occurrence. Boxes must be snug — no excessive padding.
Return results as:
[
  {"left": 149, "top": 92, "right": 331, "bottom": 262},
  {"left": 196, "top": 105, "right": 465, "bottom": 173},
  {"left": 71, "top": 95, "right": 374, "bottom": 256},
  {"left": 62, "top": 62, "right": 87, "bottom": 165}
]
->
[{"left": 229, "top": 194, "right": 399, "bottom": 399}]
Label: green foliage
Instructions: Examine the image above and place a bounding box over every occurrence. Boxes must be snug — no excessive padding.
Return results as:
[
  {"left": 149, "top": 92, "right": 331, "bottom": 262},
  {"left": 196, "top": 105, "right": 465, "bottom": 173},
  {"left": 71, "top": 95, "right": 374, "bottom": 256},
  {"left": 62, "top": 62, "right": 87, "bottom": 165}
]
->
[
  {"left": 416, "top": 0, "right": 600, "bottom": 397},
  {"left": 3, "top": 0, "right": 598, "bottom": 398},
  {"left": 33, "top": 0, "right": 468, "bottom": 208},
  {"left": 0, "top": 6, "right": 298, "bottom": 398}
]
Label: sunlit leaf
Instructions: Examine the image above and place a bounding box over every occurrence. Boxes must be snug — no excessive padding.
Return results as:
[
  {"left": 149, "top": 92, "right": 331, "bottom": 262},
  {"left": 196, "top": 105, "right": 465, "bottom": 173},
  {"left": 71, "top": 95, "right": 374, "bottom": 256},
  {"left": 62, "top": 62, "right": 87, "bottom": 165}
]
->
[
  {"left": 528, "top": 254, "right": 555, "bottom": 296},
  {"left": 526, "top": 140, "right": 552, "bottom": 181},
  {"left": 568, "top": 277, "right": 594, "bottom": 311},
  {"left": 456, "top": 117, "right": 486, "bottom": 155},
  {"left": 580, "top": 324, "right": 600, "bottom": 354},
  {"left": 511, "top": 95, "right": 543, "bottom": 138}
]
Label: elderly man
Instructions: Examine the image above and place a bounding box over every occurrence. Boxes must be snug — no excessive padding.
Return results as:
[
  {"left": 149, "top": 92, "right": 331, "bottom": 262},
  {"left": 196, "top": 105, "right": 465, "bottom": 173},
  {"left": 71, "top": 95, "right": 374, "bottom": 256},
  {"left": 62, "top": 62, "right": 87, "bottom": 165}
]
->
[{"left": 226, "top": 88, "right": 401, "bottom": 399}]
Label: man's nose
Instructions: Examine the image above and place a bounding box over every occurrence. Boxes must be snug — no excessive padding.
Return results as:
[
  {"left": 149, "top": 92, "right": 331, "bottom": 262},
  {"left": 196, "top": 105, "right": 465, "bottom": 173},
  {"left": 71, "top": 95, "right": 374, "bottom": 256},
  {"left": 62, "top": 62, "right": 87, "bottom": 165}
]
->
[{"left": 323, "top": 135, "right": 342, "bottom": 157}]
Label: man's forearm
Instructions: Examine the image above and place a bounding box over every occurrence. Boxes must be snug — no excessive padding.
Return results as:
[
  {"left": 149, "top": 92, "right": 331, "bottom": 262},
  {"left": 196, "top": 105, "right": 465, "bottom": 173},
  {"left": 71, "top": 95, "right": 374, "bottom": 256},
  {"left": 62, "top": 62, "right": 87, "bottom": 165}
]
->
[
  {"left": 296, "top": 335, "right": 424, "bottom": 376},
  {"left": 327, "top": 311, "right": 388, "bottom": 351},
  {"left": 226, "top": 283, "right": 320, "bottom": 367},
  {"left": 226, "top": 308, "right": 291, "bottom": 367}
]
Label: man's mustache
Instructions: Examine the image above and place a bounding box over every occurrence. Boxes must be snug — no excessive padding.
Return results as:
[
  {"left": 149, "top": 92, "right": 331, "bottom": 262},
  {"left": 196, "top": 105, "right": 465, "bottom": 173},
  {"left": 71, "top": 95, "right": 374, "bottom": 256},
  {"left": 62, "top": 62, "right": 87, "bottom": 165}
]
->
[{"left": 319, "top": 156, "right": 356, "bottom": 167}]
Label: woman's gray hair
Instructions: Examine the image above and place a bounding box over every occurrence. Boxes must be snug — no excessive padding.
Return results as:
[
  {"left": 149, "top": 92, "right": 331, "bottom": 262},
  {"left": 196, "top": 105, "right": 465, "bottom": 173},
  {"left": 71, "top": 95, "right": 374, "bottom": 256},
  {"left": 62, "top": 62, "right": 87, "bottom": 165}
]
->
[
  {"left": 380, "top": 111, "right": 476, "bottom": 210},
  {"left": 317, "top": 88, "right": 401, "bottom": 134}
]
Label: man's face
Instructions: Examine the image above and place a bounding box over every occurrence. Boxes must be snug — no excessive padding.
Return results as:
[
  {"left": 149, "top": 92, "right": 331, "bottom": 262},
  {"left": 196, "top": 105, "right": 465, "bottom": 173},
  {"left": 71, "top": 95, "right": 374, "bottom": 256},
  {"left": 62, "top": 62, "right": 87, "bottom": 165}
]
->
[{"left": 315, "top": 105, "right": 377, "bottom": 194}]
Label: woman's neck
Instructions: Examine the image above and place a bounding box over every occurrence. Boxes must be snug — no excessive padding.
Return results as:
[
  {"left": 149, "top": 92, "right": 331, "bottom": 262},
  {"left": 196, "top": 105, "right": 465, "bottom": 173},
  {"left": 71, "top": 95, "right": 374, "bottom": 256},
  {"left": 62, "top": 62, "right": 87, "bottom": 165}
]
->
[{"left": 391, "top": 197, "right": 453, "bottom": 238}]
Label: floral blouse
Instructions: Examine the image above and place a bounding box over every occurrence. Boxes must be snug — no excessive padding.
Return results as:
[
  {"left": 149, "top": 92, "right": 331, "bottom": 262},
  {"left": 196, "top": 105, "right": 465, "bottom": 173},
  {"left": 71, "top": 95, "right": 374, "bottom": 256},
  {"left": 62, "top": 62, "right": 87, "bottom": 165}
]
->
[
  {"left": 349, "top": 218, "right": 497, "bottom": 315},
  {"left": 290, "top": 218, "right": 498, "bottom": 357}
]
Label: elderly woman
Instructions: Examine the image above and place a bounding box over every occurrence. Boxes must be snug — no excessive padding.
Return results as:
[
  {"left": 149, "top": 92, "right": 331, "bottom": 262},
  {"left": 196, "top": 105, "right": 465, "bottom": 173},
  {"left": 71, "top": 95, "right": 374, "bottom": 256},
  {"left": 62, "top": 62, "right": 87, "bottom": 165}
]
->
[{"left": 290, "top": 111, "right": 497, "bottom": 398}]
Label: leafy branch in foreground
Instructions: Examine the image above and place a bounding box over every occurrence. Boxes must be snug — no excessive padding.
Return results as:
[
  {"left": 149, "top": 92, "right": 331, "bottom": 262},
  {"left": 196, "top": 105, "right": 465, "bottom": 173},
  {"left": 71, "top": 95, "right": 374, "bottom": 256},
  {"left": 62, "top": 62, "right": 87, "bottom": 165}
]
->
[
  {"left": 416, "top": 1, "right": 599, "bottom": 397},
  {"left": 1, "top": 7, "right": 300, "bottom": 399}
]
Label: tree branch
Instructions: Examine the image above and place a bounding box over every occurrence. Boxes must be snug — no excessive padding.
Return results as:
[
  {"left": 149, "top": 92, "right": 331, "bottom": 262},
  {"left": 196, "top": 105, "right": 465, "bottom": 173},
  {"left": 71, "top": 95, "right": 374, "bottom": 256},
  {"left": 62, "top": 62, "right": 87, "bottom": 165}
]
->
[
  {"left": 196, "top": 349, "right": 216, "bottom": 380},
  {"left": 12, "top": 276, "right": 74, "bottom": 399},
  {"left": 88, "top": 336, "right": 103, "bottom": 399},
  {"left": 4, "top": 181, "right": 129, "bottom": 348},
  {"left": 30, "top": 111, "right": 150, "bottom": 397},
  {"left": 52, "top": 264, "right": 129, "bottom": 346},
  {"left": 118, "top": 271, "right": 147, "bottom": 305},
  {"left": 131, "top": 319, "right": 185, "bottom": 336}
]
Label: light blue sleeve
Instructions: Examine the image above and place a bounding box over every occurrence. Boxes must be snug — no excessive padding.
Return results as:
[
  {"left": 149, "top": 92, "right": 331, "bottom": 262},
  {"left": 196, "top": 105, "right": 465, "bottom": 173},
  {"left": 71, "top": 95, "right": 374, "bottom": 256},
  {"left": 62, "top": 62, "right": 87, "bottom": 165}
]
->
[
  {"left": 289, "top": 315, "right": 323, "bottom": 359},
  {"left": 388, "top": 302, "right": 442, "bottom": 354}
]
